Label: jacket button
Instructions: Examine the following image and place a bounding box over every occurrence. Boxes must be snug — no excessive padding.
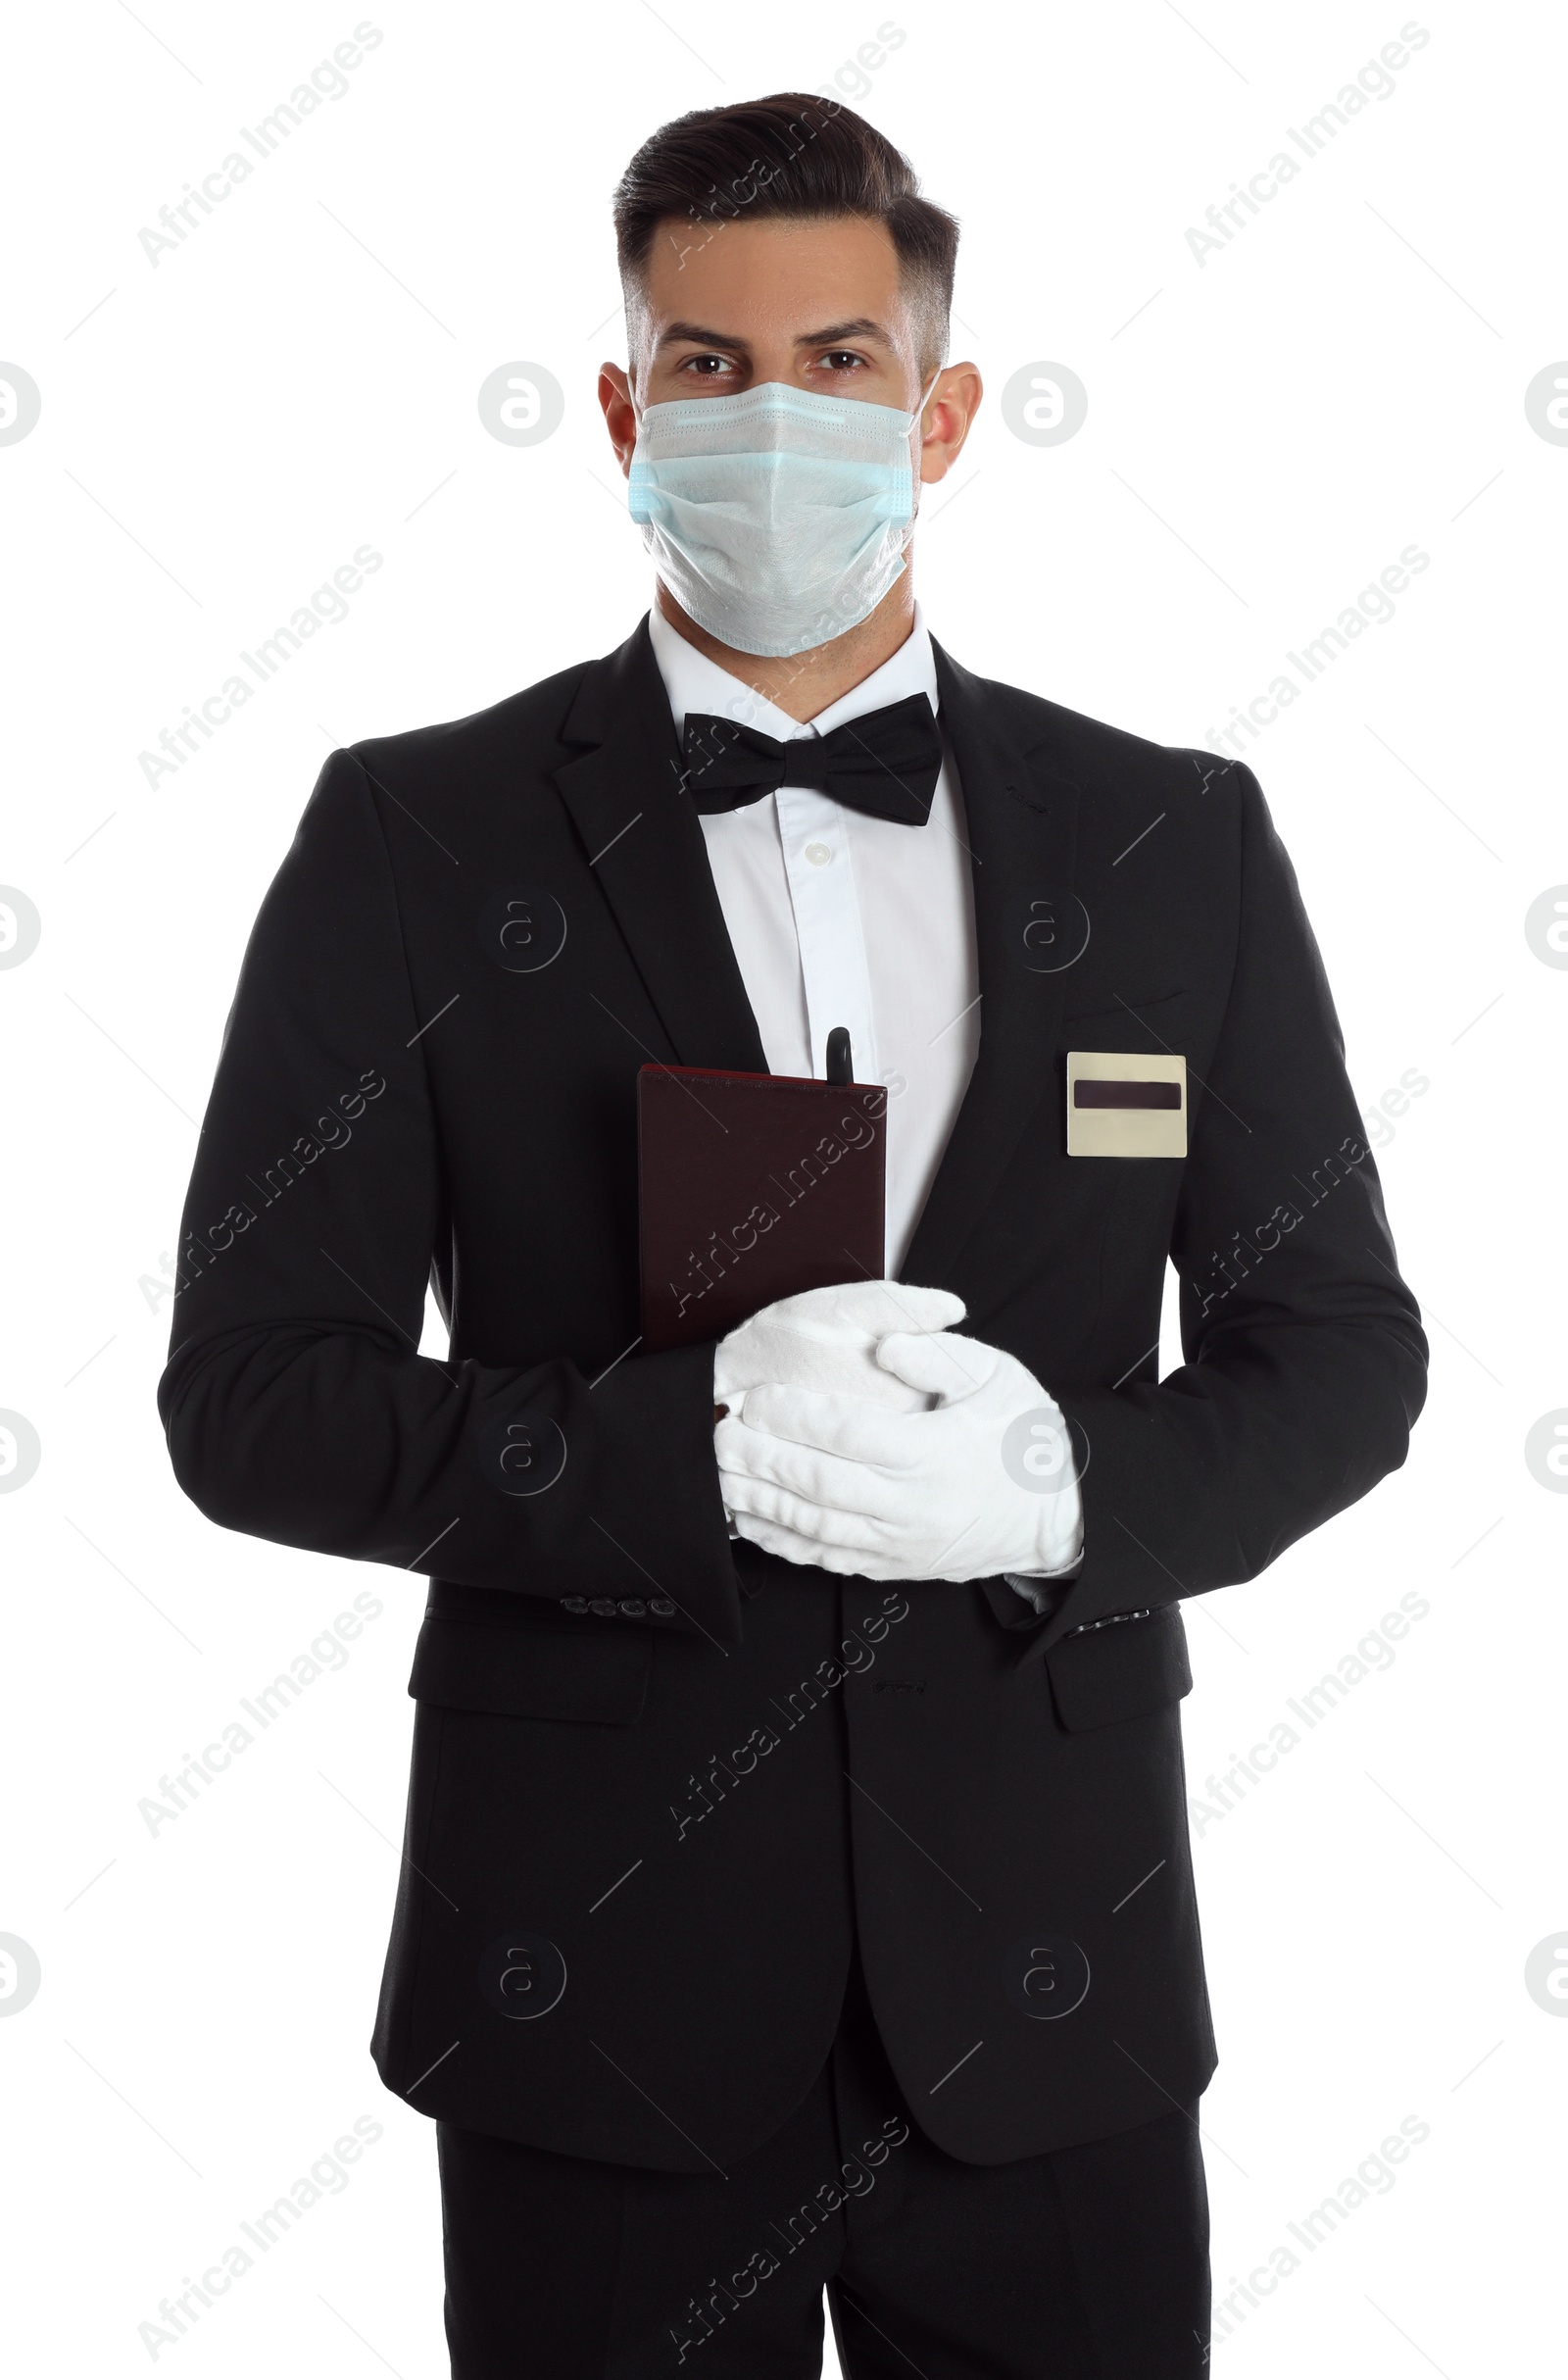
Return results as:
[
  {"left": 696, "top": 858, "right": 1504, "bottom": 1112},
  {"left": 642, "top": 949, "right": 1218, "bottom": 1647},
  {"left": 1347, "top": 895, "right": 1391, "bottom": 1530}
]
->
[
  {"left": 617, "top": 1598, "right": 647, "bottom": 1617},
  {"left": 588, "top": 1597, "right": 618, "bottom": 1617},
  {"left": 560, "top": 1596, "right": 588, "bottom": 1614},
  {"left": 649, "top": 1597, "right": 676, "bottom": 1617}
]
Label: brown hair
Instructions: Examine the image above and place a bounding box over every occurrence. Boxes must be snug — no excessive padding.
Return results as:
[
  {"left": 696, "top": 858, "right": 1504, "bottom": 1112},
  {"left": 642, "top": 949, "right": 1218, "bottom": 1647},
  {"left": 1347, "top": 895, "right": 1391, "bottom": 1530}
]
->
[{"left": 612, "top": 93, "right": 959, "bottom": 377}]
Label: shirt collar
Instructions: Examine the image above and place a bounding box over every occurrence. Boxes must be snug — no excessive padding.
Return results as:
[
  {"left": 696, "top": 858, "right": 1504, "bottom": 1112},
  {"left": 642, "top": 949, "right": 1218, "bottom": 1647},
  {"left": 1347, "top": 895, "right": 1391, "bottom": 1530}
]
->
[{"left": 646, "top": 597, "right": 939, "bottom": 744}]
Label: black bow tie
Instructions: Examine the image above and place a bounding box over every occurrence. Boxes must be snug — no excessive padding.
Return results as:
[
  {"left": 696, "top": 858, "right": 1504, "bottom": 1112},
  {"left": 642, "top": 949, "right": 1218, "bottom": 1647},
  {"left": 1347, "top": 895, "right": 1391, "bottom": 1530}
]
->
[{"left": 681, "top": 693, "right": 943, "bottom": 826}]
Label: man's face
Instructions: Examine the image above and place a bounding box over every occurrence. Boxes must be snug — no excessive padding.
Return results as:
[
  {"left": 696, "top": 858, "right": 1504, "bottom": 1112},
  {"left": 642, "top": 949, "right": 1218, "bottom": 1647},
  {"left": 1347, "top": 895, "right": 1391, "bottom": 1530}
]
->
[{"left": 601, "top": 213, "right": 979, "bottom": 492}]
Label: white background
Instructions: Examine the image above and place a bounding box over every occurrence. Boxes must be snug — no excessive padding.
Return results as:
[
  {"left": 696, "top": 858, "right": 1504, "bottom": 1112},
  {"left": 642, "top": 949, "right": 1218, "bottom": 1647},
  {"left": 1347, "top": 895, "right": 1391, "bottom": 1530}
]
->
[{"left": 3, "top": 1, "right": 1564, "bottom": 2372}]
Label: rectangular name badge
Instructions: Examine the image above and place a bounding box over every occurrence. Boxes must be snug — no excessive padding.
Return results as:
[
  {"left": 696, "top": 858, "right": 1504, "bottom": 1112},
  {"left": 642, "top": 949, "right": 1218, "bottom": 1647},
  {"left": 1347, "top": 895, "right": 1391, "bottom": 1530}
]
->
[{"left": 1066, "top": 1051, "right": 1187, "bottom": 1158}]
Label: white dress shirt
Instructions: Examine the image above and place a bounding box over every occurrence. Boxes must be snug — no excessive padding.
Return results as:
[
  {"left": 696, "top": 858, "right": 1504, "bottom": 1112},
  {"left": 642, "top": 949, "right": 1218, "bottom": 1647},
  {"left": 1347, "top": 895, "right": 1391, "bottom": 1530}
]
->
[
  {"left": 647, "top": 598, "right": 1083, "bottom": 1592},
  {"left": 648, "top": 597, "right": 979, "bottom": 1276}
]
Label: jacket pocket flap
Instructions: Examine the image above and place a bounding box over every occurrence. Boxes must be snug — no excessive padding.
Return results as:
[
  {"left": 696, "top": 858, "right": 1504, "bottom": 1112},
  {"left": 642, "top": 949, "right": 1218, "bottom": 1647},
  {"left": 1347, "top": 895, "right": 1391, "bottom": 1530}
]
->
[
  {"left": 1061, "top": 985, "right": 1185, "bottom": 1031},
  {"left": 408, "top": 1613, "right": 652, "bottom": 1725},
  {"left": 1045, "top": 1604, "right": 1192, "bottom": 1731}
]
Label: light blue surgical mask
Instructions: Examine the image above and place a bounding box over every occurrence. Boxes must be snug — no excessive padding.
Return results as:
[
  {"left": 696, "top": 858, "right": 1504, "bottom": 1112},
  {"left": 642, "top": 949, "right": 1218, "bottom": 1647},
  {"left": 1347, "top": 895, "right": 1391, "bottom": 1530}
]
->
[{"left": 627, "top": 372, "right": 941, "bottom": 659}]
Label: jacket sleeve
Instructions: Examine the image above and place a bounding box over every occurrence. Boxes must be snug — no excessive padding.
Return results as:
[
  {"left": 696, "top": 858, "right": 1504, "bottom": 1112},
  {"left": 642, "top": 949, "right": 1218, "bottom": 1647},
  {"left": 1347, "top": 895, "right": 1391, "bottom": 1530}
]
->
[
  {"left": 156, "top": 750, "right": 743, "bottom": 1643},
  {"left": 1037, "top": 758, "right": 1428, "bottom": 1649}
]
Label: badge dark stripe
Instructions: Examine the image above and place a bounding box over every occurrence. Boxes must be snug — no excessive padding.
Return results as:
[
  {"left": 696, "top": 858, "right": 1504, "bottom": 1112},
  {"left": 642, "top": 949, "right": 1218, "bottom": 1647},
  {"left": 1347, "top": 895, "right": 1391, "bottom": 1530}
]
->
[{"left": 1072, "top": 1080, "right": 1182, "bottom": 1111}]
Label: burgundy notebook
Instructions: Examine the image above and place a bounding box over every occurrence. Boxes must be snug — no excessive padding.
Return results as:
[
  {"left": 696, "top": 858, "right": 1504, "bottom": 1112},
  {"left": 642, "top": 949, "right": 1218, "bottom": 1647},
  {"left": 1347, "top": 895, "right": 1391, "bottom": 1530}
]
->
[{"left": 638, "top": 1066, "right": 887, "bottom": 1354}]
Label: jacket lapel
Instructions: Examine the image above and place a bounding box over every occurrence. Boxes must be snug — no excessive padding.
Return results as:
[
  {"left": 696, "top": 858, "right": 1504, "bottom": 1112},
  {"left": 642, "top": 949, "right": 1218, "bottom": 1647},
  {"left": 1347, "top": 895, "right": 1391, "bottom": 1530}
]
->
[
  {"left": 900, "top": 639, "right": 1082, "bottom": 1288},
  {"left": 551, "top": 616, "right": 768, "bottom": 1073}
]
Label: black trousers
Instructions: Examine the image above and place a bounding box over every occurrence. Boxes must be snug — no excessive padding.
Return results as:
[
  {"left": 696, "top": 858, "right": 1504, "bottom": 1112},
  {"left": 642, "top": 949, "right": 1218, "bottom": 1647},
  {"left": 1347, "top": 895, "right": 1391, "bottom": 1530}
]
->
[{"left": 437, "top": 1950, "right": 1210, "bottom": 2377}]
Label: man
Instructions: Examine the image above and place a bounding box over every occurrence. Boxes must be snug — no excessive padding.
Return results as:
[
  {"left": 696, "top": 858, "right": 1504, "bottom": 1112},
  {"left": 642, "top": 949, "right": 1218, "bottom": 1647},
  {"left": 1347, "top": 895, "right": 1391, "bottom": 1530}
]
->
[{"left": 159, "top": 93, "right": 1427, "bottom": 2377}]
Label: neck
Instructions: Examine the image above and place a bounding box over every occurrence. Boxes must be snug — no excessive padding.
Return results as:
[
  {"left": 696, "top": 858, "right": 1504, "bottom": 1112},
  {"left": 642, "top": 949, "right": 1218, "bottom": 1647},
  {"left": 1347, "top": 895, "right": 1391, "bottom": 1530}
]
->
[{"left": 654, "top": 572, "right": 917, "bottom": 723}]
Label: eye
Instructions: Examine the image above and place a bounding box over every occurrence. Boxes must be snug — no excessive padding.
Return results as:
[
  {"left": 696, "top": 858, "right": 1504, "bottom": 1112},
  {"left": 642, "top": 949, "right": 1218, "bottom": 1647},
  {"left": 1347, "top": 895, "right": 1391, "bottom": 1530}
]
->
[
  {"left": 677, "top": 352, "right": 737, "bottom": 378},
  {"left": 816, "top": 350, "right": 868, "bottom": 372}
]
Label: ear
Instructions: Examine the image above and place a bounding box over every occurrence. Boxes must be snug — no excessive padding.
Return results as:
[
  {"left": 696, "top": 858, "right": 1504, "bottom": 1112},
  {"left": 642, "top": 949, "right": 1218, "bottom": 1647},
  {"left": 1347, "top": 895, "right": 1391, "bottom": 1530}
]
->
[
  {"left": 599, "top": 363, "right": 638, "bottom": 472},
  {"left": 918, "top": 362, "right": 983, "bottom": 486}
]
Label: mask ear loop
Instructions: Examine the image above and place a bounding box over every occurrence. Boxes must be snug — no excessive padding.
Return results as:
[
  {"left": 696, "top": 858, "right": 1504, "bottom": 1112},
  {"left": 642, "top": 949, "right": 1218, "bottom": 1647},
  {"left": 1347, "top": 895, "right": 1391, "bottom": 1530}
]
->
[
  {"left": 907, "top": 365, "right": 944, "bottom": 433},
  {"left": 901, "top": 366, "right": 945, "bottom": 547}
]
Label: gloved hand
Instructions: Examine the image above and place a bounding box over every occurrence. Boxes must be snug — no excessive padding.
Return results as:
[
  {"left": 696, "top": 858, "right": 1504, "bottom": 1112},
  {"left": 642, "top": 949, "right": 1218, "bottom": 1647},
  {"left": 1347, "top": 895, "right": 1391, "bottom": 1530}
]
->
[
  {"left": 712, "top": 1279, "right": 966, "bottom": 1415},
  {"left": 714, "top": 1323, "right": 1084, "bottom": 1582}
]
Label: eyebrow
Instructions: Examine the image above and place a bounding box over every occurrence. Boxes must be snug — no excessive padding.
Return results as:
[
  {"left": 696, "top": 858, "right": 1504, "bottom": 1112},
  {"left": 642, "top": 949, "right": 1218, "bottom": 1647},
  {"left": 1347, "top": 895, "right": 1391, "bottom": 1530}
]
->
[{"left": 654, "top": 317, "right": 897, "bottom": 354}]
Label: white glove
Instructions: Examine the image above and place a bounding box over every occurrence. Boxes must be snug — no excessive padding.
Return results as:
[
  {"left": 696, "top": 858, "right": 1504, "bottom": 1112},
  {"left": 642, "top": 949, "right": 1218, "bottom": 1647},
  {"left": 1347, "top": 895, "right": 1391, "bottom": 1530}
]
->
[
  {"left": 713, "top": 1279, "right": 966, "bottom": 1414},
  {"left": 714, "top": 1325, "right": 1084, "bottom": 1583}
]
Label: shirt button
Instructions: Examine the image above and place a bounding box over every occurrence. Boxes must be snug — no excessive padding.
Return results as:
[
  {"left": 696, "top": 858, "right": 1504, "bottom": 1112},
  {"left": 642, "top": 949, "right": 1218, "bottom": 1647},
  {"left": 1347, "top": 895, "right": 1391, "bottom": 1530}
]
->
[{"left": 804, "top": 841, "right": 833, "bottom": 868}]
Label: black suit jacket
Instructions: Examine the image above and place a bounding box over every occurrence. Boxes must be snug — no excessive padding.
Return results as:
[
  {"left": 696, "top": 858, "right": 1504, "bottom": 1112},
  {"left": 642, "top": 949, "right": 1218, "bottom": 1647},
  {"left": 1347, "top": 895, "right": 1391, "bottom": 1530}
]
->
[{"left": 158, "top": 614, "right": 1426, "bottom": 2171}]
